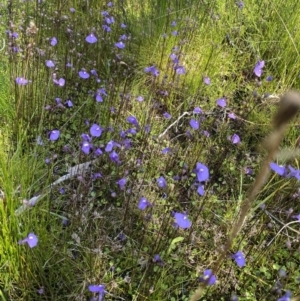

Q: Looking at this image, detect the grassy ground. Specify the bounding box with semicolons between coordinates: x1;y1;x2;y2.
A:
1;0;300;300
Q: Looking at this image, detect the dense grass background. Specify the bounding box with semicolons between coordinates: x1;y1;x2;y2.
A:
1;0;300;300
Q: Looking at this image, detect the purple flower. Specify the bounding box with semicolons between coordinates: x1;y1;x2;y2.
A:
292;214;300;221
46;60;55;68
117;177;127;190
195;162;209;182
50;37;57;46
49;130;60;141
253;60;265;77
115;41;125;49
138;197;151;210
204;76;211;85
163;112;171;119
16;77;28;85
121;23;127;28
277;291;292;301
201;269;216;285
153;254;164;265
145;65;159;77
136;96;144;102
231;134;240;144
228;112;236;119
127;116;139;127
157;176;167;188
175;65;186;75
81;141;92;154
270;162;286;176
217;97;226;107
232;250;245;267
190;119;199;130
109;151;119;163
105;140;114;152
53;78;65;87
90;124;102;137
193;107;202;114
86;33;97;43
197;185;205;196
266;75;273;82
171;21;177;26
174;212;191;229
162;147;172;154
79;70;90;79
236;1;244;9
65;99;73;107
18;232;38;248
89;284;106;300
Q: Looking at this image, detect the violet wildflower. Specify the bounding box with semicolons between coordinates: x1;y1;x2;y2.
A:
171;21;177;26
94;148;103;156
49;130;60;141
153;254;164;265
175;65;186;75
197;185;205;196
292;214;300;221
202;130;210;137
121;23;127;28
144;65;159;76
190;119;199;130
195;162;209;182
270;162;286;176
266;75;273;82
53;78;65;87
70;7;75;12
277;291;292;301
138;197;151;210
86;33;97;44
46;60;55;68
231;250;245;267
236;1;244;8
65;99;73;107
127;116;139;127
193;107;202;114
231;295;239;301
136;96;144;102
162;147;172;154
217;97;226;107
16;77;28;85
253;60;265;77
115;41;125;49
90;124;102;137
231;134;240;144
117;177;127;190
157;176;167;188
50;37;57;46
163;112;171;119
174;212;192;229
201;269;216;285
18;232;38;248
170;53;179;63
79;70;90;79
81;141;92;154
228;112;236;119
89;284;106;301
109;151;119;163
204;76;211;85
105;140;114;152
